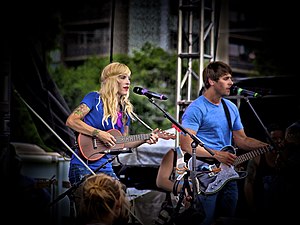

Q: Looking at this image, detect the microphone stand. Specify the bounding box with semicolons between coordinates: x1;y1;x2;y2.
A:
146;97;214;207
241;96;280;152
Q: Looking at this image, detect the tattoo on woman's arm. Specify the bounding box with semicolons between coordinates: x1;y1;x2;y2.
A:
73;104;89;116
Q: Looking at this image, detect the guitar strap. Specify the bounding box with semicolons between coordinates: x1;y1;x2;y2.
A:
221;99;234;145
132;112;153;131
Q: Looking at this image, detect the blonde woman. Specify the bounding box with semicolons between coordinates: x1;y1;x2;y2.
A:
66;62;159;217
67;61;158;183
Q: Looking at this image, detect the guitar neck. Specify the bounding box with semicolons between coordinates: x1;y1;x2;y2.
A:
234;146;272;166
115;133;151;144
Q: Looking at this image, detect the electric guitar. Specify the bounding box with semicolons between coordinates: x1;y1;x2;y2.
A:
78;128;176;161
188;145;273;195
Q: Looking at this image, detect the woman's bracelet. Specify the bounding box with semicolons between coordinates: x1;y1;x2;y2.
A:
92;129;100;137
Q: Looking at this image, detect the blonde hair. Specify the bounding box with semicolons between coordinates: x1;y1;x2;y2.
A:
79;173;130;224
99;62;135;127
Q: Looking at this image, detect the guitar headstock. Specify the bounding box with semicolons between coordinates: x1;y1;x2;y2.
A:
157;129;176;140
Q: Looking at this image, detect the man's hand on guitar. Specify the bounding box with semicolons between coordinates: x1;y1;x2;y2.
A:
214;150;237;166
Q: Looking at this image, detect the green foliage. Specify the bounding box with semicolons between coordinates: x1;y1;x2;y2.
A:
50;57;109;110
129;42;178;133
49;43;178;134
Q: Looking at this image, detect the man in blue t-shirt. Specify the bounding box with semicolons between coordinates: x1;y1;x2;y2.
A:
180;61;270;225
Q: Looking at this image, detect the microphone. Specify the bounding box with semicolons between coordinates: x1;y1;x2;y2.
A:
133;86;168;100
231;85;263;98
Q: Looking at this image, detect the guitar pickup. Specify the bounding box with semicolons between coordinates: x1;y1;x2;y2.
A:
208;164;218;177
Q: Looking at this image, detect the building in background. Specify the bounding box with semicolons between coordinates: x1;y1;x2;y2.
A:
59;0;261;76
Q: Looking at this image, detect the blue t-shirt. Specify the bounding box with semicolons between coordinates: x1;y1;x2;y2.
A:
181;96;243;150
70;91;130;172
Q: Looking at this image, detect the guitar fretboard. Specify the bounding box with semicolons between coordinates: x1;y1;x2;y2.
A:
116;134;151;143
234;146;273;166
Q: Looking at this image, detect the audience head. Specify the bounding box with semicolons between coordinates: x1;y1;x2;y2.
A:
268;123;285;150
78;173;130;225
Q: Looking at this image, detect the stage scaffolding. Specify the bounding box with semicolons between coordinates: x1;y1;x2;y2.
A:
175;0;221;146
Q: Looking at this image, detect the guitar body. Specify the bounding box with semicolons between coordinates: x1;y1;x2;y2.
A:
78;129;126;161
188;145;247;195
78;128;176;161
